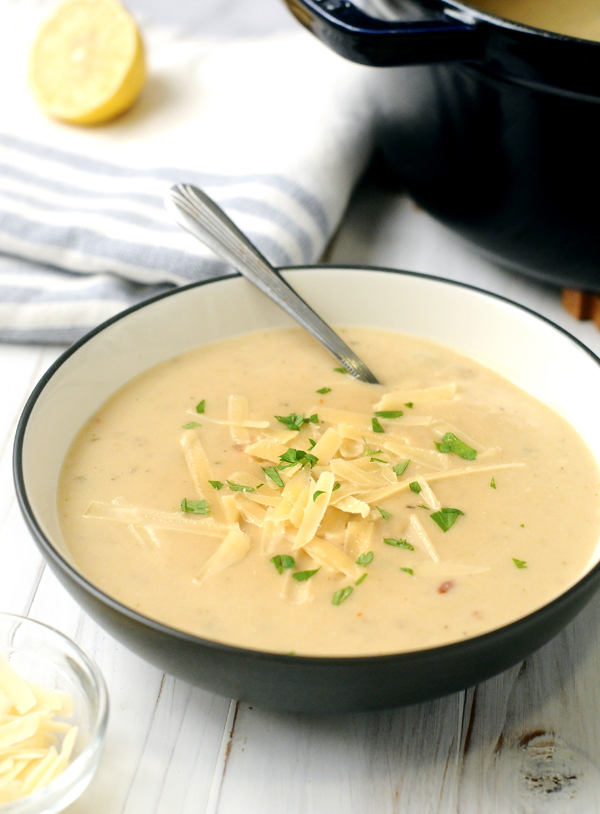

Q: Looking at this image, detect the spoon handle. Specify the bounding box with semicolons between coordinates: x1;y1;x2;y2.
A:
166;184;380;385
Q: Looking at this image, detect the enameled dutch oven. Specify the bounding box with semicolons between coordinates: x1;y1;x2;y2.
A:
283;0;600;292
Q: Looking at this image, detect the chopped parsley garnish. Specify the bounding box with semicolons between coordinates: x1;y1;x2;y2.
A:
278;448;318;469
430;507;464;531
513;558;527;569
375;410;403;419
371;417;385;434
370;457;387;464
182;421;201;429
362;440;382;457
384;538;414;550
334;367;349;374
490;478;496;489
434;432;477;460
332;482;341;491
393;460;410;476
376;506;391;520
355;573;368;585
404;402;413;408
208;480;224;490
226;480;255;492
262;466;284;488
332;586;353;605
400;567;414;575
316;387;331;394
195;399;206;414
356;551;373;565
308;438;317;449
271;554;295;574
180;498;210;515
313;490;325;502
409;481;422;493
292;568;320;582
275;412;313;431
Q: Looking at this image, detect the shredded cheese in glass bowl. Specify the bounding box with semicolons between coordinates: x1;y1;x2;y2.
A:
0;614;108;813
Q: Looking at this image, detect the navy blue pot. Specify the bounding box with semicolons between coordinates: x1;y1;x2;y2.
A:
284;0;600;291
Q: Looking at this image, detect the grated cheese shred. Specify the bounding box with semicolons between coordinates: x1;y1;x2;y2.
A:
0;653;77;804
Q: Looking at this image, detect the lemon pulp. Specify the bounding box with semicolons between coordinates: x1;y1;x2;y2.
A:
29;0;146;125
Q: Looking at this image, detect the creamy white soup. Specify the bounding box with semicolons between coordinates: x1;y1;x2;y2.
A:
58;327;600;657
466;0;600;41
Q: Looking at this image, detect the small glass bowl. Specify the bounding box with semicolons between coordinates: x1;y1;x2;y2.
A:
0;613;108;814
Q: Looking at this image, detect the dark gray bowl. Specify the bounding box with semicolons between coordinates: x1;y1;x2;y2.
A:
14;267;600;712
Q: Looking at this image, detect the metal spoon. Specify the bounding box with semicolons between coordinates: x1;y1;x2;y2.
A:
165;183;380;385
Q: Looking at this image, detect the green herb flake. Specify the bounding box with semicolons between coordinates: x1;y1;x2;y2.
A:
332;482;341;491
309;413;319;424
180;498;210;515
393;460;410;476
332;586;353;605
226;480;255;492
313;490;325;502
362;440;382;457
513;558;527;569
182;421;201;429
376;506;391;520
434;432;477;460
371;417;385;434
384;538;414;550
316;387;332;394
356;551;373;565
430;507;464;532
409;481;422;494
275;412;310;431
262;466;284;488
490;477;497;489
308;438;317;449
355;573;368;585
271;554;296;574
370;457;387;464
292;568;320;582
400;567;414;575
195;399;206;414
375;410;403;419
334;367;349;374
278;448;318;469
404;402;413;408
208;480;224;490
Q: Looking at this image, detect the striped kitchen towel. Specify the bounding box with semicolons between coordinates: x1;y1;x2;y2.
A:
0;4;376;343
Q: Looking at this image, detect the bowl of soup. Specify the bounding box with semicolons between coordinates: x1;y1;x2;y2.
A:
283;0;600;292
13;267;600;712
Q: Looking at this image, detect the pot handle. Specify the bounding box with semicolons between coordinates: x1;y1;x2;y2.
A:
284;0;485;66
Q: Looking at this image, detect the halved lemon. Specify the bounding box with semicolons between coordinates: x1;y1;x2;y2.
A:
29;0;146;126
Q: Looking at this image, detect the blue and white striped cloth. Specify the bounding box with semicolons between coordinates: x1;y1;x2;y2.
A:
0;9;376;343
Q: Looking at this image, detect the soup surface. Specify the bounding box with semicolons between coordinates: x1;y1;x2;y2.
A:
58;327;600;657
466;0;600;41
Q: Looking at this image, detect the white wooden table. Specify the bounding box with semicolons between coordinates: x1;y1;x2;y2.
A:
3;179;600;814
